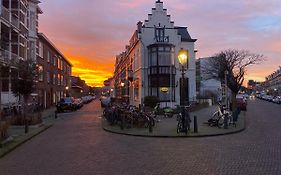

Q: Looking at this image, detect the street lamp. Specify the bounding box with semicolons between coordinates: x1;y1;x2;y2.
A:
224;70;229;109
177;48;188;133
178;48;188;105
65;86;69;97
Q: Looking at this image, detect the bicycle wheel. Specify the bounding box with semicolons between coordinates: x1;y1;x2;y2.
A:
177;122;182;133
217;116;224;128
217;115;230;128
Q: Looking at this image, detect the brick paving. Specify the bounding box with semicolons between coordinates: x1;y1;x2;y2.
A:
0;99;281;175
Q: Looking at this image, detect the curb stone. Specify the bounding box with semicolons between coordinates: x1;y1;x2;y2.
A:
102;112;246;138
0;124;53;158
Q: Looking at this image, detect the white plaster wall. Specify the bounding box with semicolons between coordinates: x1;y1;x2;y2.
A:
126;1;197;107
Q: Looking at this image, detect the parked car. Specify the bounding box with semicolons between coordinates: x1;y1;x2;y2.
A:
81;96;94;104
243;94;249;99
73;98;84;109
56;97;76;112
272;96;281;104
236;97;247;111
100;95;111;108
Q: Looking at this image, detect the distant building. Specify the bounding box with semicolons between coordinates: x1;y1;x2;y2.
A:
247;80;260;92
71;76;90;98
258;66;281;95
114;0;197;107
37;33;72;109
196;57;221;100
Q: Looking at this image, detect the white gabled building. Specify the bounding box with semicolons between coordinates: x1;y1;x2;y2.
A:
114;0;197;107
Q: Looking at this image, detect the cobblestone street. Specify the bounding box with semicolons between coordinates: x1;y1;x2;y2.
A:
0;99;281;175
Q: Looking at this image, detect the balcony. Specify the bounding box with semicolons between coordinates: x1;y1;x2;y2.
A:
154;36;169;43
11;14;19;28
0;49;20;67
1;5;10;22
148;66;176;75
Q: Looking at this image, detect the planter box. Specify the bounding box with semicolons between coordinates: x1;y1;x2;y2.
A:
10;113;42;126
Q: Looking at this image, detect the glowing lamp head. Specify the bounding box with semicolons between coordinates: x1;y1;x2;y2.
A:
178;48;188;65
65;86;69;90
121;82;125;87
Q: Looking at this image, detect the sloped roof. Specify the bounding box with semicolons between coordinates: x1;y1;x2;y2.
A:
175;27;197;42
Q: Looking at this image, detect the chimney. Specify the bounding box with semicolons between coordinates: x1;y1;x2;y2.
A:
137;21;143;33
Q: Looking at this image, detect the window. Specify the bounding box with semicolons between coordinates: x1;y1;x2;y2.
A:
53;74;56;85
39;42;43;58
47;51;50;62
151;52;157;66
134;79;140;101
54;56;57;67
158;52;171;66
2;80;9;92
58;74;61;86
38;65;43;81
47;72;50;83
61;75;64;86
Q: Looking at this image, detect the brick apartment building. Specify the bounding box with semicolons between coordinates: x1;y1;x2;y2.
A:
37;33;72;109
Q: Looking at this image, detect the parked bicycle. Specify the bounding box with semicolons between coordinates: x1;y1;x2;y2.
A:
207;103;236;128
176;105;191;134
103;104;155;129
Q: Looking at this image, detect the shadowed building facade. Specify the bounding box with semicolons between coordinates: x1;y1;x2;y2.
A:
37;33;72;109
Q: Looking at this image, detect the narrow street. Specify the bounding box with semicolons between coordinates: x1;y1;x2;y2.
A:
0;99;281;175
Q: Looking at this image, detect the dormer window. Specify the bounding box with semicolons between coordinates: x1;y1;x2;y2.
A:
154;27;169;43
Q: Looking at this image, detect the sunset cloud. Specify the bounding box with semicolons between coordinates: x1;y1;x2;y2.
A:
39;0;281;87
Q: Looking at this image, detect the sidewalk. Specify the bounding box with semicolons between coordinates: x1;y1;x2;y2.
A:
102;105;246;137
0;107;57;158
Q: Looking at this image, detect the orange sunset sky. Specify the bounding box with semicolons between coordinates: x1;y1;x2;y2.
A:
39;0;281;87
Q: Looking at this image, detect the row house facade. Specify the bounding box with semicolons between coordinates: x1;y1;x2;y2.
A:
0;0;41;108
114;0;197;107
37;33;72;109
258;66;281;96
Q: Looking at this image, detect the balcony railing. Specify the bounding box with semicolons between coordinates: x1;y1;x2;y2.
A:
0;49;20;66
154;36;169;43
11;15;19;28
1;6;10;22
148;66;176;75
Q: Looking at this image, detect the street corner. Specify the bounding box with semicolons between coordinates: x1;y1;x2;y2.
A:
101;110;246;138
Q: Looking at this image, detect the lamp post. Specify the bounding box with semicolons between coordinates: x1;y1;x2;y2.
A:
178;48;188;133
65;86;69;97
120;82;125;102
224;70;229;110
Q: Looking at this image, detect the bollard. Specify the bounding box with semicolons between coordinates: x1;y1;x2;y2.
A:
120;113;124;130
149;118;153;133
194;115;198;133
55;110;58;119
224;115;228;129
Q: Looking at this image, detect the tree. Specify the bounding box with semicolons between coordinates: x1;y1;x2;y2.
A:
11;59;38;133
203;49;265;112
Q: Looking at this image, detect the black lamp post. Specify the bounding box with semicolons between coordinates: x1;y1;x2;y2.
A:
65;86;69;97
178;48;188;133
